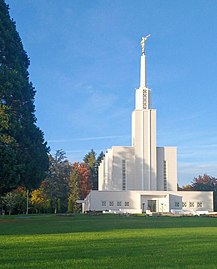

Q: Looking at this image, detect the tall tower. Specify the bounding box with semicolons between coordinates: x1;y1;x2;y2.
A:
132;35;157;190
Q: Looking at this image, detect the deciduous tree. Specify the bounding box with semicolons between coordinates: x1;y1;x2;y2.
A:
68;162;91;213
78;163;91;199
44;150;70;213
1;187;26;214
31;187;48;213
68;164;80;213
191;174;217;191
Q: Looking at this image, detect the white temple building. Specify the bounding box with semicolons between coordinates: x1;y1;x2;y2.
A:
84;36;213;214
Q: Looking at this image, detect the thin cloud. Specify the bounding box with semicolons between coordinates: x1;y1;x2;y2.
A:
48;135;130;143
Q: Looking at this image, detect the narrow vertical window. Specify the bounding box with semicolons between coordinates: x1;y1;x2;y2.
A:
122;160;126;190
163;160;167;191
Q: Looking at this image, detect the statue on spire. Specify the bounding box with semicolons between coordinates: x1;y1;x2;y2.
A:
141;34;151;55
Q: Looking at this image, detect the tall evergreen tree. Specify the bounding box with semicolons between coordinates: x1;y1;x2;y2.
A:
83;149;96;189
83;150;104;190
0;1;49;193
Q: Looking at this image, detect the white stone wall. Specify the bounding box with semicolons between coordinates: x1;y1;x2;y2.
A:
85;191;142;214
111;146;135;191
150;110;157;190
103;149;112;190
156;147;164;190
98;146;135;191
178;191;213;212
85;190;213;213
165;147;177;191
133;109;157;191
169;193;182;211
98;159;104;191
157;147;177;191
140;54;146;88
98;149;113;190
135;88;143;110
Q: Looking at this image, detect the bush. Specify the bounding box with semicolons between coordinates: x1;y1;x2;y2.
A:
2;188;26;215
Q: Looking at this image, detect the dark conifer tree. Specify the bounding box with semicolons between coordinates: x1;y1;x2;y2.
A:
0;0;49;193
83;150;104;190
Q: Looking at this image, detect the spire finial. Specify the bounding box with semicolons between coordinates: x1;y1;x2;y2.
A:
140;34;151;55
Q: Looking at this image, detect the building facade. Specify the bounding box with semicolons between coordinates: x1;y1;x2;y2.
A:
84;37;213;214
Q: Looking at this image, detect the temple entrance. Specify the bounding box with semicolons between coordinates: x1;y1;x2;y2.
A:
142;203;146;213
148;200;156;212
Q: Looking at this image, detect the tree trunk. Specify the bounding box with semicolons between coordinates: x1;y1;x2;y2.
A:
26;189;29;214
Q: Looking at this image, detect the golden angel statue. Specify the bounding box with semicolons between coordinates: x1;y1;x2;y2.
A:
141;34;151;54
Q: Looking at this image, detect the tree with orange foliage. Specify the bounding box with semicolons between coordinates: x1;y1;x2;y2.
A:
78;163;91;199
191;174;216;191
69;162;91;211
71;162;91;199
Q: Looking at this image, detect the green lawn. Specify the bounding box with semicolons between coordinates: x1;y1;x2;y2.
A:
0;214;217;269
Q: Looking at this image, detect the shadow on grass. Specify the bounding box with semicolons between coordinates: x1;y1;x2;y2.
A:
0;214;217;235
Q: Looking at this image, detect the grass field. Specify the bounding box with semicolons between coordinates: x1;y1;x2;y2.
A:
1;214;217;269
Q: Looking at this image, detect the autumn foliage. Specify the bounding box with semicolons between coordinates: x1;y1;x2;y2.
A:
71;162;91;199
31;188;48;213
1;149;103;214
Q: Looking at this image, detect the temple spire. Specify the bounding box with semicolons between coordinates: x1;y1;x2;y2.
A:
140;54;146;87
136;35;152;110
140;34;151;87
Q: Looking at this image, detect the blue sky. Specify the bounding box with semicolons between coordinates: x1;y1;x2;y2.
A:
6;0;217;186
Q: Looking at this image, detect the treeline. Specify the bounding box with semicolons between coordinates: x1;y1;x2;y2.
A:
1;149;104;215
